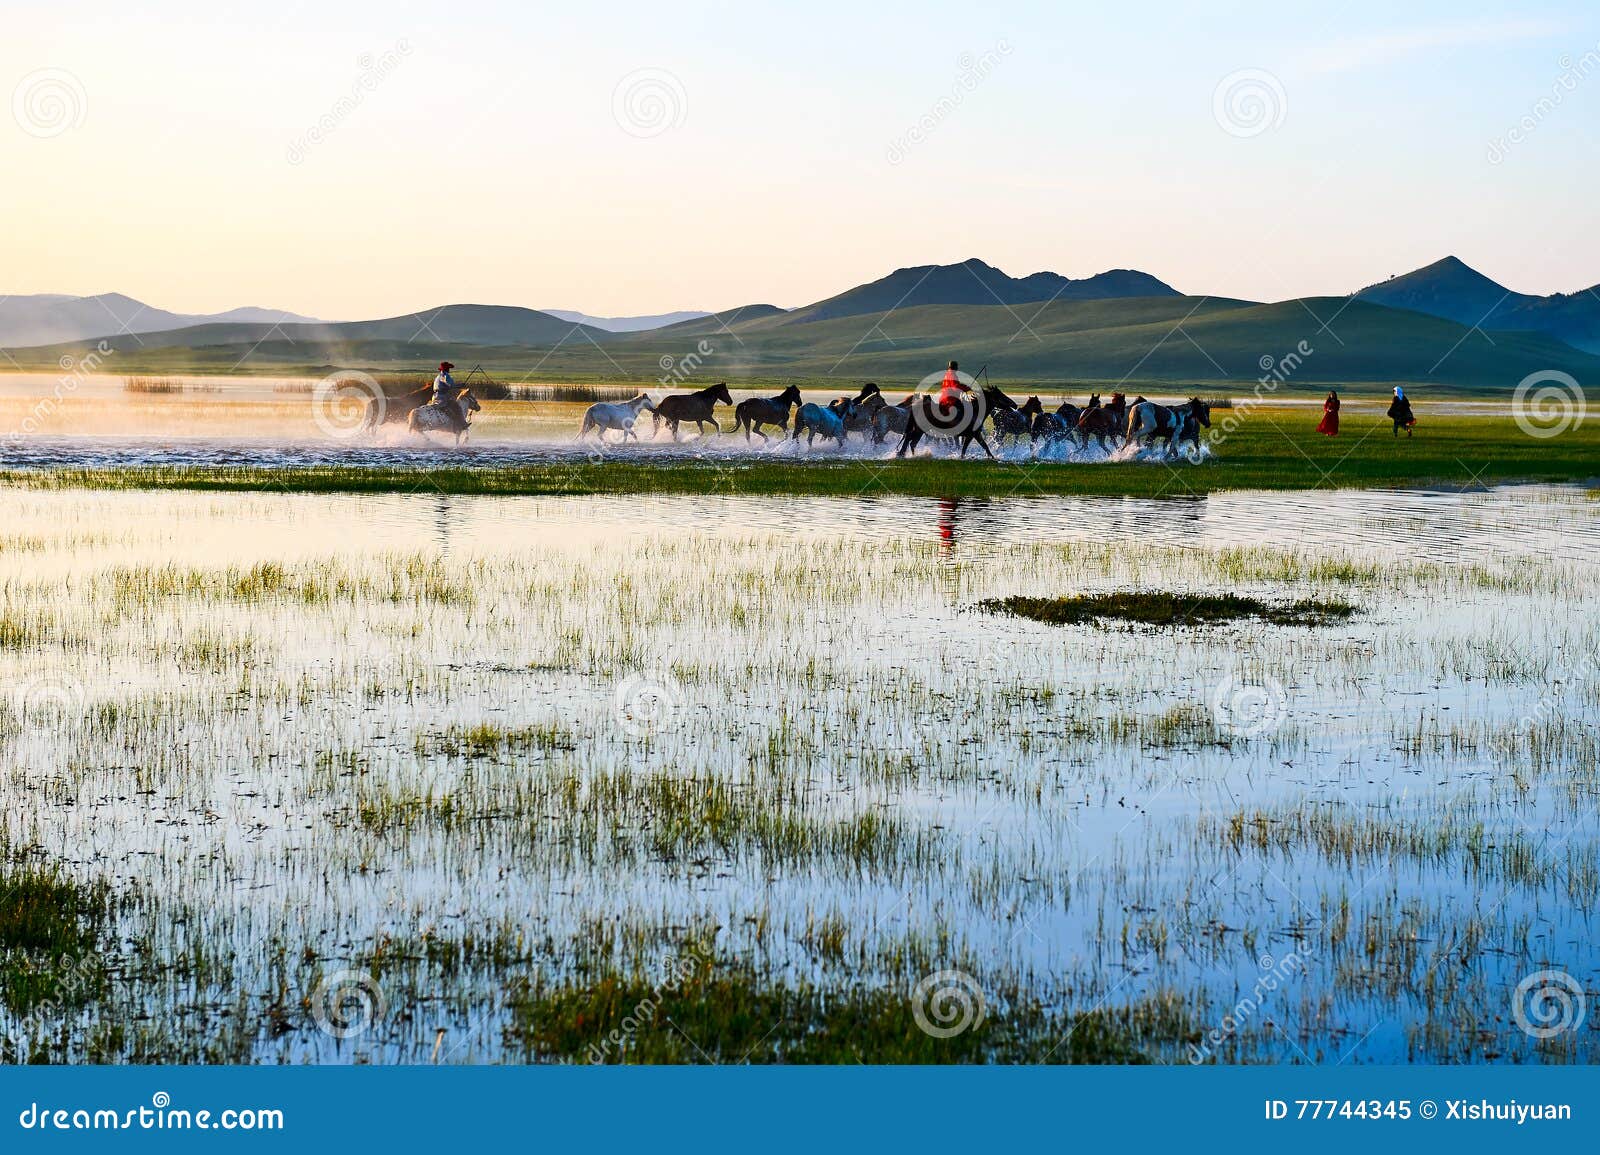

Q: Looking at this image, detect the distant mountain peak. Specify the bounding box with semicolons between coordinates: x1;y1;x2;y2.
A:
783;258;1179;324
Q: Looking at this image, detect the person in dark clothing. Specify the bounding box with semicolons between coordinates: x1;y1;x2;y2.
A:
1386;386;1415;437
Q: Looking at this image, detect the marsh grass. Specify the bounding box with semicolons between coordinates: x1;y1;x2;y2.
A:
0;861;109;1013
505;962;1185;1063
978;592;1358;628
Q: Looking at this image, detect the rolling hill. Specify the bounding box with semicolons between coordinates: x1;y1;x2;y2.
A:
9;257;1599;391
781;258;1179;324
1358;256;1600;353
0;292;322;347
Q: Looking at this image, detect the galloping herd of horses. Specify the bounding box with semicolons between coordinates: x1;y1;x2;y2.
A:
365;377;1213;459
577;381;1213;459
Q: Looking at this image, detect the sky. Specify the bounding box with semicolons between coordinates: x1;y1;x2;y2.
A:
3;0;1598;319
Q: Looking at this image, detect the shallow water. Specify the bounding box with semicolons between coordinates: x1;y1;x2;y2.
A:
1;483;1596;1063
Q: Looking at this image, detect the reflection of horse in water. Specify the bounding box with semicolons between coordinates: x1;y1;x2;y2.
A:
408;389;481;446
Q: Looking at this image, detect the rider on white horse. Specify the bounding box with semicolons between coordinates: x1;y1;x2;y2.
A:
432;361;457;405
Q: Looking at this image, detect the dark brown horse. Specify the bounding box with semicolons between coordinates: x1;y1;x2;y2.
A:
360;382;433;436
1076;392;1130;450
653;381;734;440
895;384;1020;459
733;384;802;443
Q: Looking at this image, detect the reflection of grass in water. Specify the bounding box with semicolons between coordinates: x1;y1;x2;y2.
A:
1;487;1596;1062
506;962;1186;1064
978;591;1357;628
0;860;108;1015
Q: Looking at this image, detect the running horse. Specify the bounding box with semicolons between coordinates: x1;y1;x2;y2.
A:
578;393;656;442
828;382;885;441
991;396;1043;446
895;384;1021;459
360;381;433;436
652;381;734;440
1076;392;1130;451
1125;397;1211;457
407;388;482;446
732;384;802;443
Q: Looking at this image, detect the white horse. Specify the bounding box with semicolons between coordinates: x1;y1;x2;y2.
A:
793;399;855;448
578;394;656;442
408;389;481;446
1125;397;1210;458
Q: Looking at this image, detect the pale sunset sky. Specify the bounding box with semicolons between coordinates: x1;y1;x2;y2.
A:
3;0;1597;318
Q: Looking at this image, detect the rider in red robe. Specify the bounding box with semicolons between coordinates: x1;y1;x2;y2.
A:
937;360;970;412
1316;389;1340;436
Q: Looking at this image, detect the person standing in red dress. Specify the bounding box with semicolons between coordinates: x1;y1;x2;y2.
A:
1316;389;1340;436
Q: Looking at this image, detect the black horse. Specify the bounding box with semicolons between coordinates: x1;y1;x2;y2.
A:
653;381;734;440
991;396;1042;446
895;384;1020;459
732;384;802;443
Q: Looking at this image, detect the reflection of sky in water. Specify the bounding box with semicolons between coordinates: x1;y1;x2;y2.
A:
0;483;1596;1063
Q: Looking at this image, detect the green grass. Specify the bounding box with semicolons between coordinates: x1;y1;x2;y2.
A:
0;862;109;1014
979;592;1359;628
2;414;1592;498
505;964;1186;1063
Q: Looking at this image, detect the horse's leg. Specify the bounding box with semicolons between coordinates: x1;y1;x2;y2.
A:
971;429;996;460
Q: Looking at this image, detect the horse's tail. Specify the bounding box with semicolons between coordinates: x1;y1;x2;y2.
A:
578;411;595;439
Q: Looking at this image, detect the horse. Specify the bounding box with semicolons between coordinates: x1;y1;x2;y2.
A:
1076;392;1130;451
871;395;916;445
794;399;855;448
829;384;886;441
1030;401;1081;450
732;384;802;443
1126;397;1211;457
991;396;1043;446
578;393;656;442
652;381;733;440
895;384;1020;459
407;389;481;446
360;382;433;436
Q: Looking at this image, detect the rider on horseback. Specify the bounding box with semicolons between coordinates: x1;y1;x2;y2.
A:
432;361;457;406
937;360;970;414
